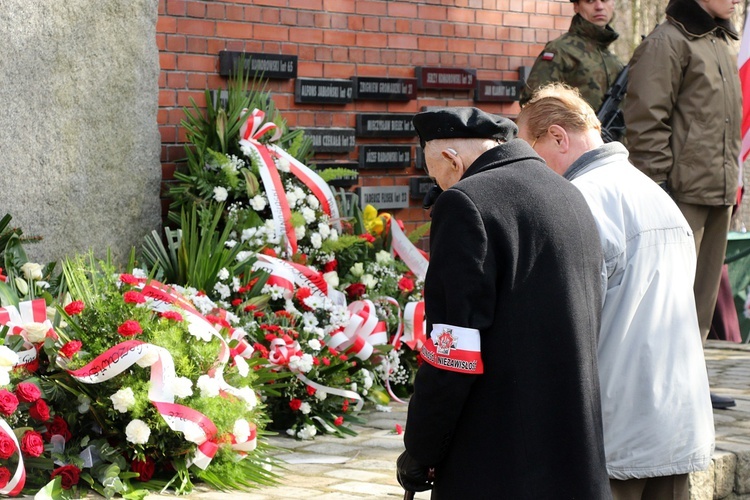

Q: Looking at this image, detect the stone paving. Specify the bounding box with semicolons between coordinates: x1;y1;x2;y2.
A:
156;340;750;499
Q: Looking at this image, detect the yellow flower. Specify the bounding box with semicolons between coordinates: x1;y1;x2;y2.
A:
363;204;390;235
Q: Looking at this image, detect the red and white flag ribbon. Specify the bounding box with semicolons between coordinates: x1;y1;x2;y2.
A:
402;301;426;350
0;419;24;496
390;221;428;281
420;323;483;375
326;300;388;361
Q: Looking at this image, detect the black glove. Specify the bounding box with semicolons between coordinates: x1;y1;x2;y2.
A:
396;450;434;492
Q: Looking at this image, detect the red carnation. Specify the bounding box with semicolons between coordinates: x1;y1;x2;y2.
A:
15;382;41;403
345;283;366;301
44;415;71;442
253;342;269;358
231;298;243;307
0;430;15;459
398;276;415;294
21;430;44;457
334;416;344;426
359;233;375;243
0;390;18;416
323;260;338;273
244;304;257;313
63;300;85;316
295;287;313;311
0;467;10;488
131;456;156;482
118;320;143;337
289;398;302;411
59;340;83;358
50;464;81;490
395;424;403;435
306;385;316;396
123;290;146;304
29;398;50;422
342;399;350;412
160;311;183;322
119;273;139;285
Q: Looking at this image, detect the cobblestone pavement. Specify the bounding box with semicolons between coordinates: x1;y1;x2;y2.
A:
159;340;750;499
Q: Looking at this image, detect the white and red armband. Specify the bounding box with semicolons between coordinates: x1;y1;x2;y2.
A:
420;323;483;375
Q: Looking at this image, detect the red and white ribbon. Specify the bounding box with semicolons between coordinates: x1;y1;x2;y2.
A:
402;301;427;350
390;220;429;281
420;323;484;375
295;372;364;412
255;254;329;300
0;419;25;496
0;299;58;370
326;300;388;361
267;336;302;368
252;255;295;299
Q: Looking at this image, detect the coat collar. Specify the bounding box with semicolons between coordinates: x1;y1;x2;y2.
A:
569;14;619;47
666;0;739;40
563;142;629;181
460;139;545;181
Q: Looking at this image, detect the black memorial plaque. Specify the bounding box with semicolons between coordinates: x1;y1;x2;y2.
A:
409;176;436;200
416;67;476;90
219;51;297;79
295;78;353;104
351;77;417;101
474;80;522;102
518;65;533;83
301;128;356;153
358;145;412;169
415;147;425;171
356;114;416;138
357;186;410;210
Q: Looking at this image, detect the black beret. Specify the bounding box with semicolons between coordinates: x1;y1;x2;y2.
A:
413;107;517;148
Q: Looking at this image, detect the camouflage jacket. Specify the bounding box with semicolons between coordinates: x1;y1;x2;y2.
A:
520;15;623;111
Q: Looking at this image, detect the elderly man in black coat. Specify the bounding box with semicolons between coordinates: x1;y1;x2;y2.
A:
397;107;611;499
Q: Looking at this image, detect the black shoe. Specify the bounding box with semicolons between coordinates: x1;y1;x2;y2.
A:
711;393;736;410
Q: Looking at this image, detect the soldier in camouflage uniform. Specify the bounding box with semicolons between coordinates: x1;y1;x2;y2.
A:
520;0;623;112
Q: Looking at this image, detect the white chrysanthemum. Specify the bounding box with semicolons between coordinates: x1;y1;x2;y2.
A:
288;353;313;373
297;424;317;440
218;268;230;281
277;157;291;172
294;225;306;240
310;233;322;249
323;271;339;288
300;402;311;415
376;250;392;264
304;295;327;310
293;187;305;199
286;191;298;207
306;195;320;209
302;313;320;333
262;284;288;301
350;263;364;277
126;419;151;444
301;207;316;224
238;386;257;410
329;229;339;241
234;355;249;377
308;338;322;351
361;273;378;289
234;419;251;443
213;282;231;299
136;349;159;368
318;223;330;239
172;376;194;398
23;322;49;343
213;186;228;202
197;375;221;397
250;195;267;211
315;390;327;401
111;388;136;413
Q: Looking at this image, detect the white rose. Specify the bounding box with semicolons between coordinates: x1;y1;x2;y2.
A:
125;419;151;445
361;274;378;289
315;390;327;401
308;338;322;351
323;271;339;288
136;349;159;368
213;186;228;202
350;263;364;277
300;402;311;415
197;374;221;397
23;322;49;343
110;387;136;413
0;371;9;387
234;419;251;443
250;195;267;211
172;376;194;398
376;250;392;264
0;347;18;370
20;262;43;281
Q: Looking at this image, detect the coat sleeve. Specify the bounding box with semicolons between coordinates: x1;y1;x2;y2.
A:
404;189;498;467
520;43;569;106
623;35;682;183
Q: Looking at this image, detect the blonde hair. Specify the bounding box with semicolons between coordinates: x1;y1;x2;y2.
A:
516;83;601;140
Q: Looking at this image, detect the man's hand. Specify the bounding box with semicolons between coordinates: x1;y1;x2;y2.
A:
396;451;434;492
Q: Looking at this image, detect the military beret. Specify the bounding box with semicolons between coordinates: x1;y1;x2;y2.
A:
413;107;517;148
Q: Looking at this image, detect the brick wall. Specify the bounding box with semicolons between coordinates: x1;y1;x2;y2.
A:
157;0;574;234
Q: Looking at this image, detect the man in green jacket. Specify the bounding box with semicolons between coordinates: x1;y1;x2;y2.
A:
624;0;741;410
520;0;623;111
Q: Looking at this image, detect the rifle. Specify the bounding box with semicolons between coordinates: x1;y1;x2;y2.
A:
597;65;628;143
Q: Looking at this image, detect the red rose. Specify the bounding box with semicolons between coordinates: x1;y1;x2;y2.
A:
289;398;302;411
131;456;156;482
398;276;415;294
295;287;313;311
119;273;139;285
334;416;344;426
160;311;183;322
15;382;41;403
23;358;39;373
63;300;85;315
0;390;18;416
0;467;10;488
29;398;50;422
359;233;375;243
59;340;82;358
0;430;16;459
44;415;71;442
323;260;338;273
21;430;44;457
123;291;146;304
50;464;81;489
117;320;142;337
345;283;366;301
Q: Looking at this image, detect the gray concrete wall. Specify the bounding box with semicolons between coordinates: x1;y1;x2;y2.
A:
0;0;161;264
